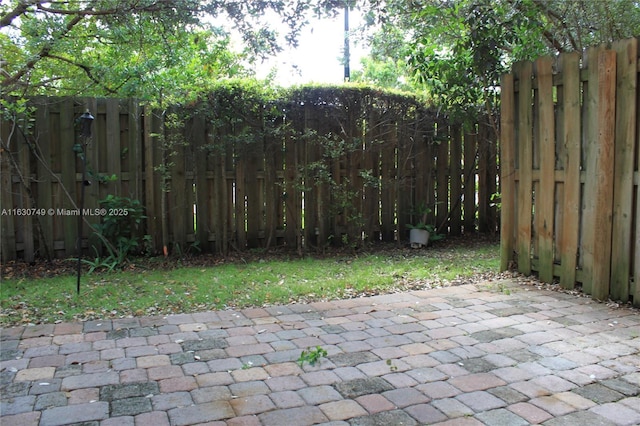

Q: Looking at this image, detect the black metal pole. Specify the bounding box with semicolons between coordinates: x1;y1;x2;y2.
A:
76;110;93;294
76;140;86;294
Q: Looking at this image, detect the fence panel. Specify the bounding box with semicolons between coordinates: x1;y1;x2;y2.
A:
1;90;498;262
500;38;639;306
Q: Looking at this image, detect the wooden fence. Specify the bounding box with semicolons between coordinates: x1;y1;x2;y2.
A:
1;88;498;261
500;37;639;305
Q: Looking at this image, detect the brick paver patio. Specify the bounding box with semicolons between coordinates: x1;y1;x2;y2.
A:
1;280;639;425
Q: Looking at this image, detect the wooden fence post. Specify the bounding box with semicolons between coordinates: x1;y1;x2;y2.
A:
535;56;556;283
515;62;534;275
610;38;638;302
500;73;515;271
558;52;581;289
590;50;617;301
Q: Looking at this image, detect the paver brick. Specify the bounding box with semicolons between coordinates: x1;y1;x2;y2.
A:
448;373;507;392
111;396;153;416
269;390;306;409
0;411;41;426
151;391;193;410
348;409;418;426
39;401;109;426
455;390;506;412
259;406;328;425
15;366;55;381
383;388;430;408
230;394;276;415
1;394;36;415
159;376;197;393
229;380;270;397
507;402;553;424
320;400;368;421
529;395;577;416
61;371;119;390
168;401;235;425
264;375;307;392
431;397;475;418
135;411;171;426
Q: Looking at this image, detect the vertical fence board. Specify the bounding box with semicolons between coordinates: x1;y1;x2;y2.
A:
591;51;617;300
284;130;300;248
192;115;209;251
478;123;490;233
143;105;158;252
381;121;397;241
363;113;380;242
464;130;477;233
559;52;582;289
536;56;556;283
515;61;534;275
581;46;604;294
18;119;34;262
171;124;187;252
436;130;449;231
610;38;637;301
0;119;16;259
60;98;77;256
450;124;462;236
245;132;263;247
35;99;53;259
500;73;516;271
82;97;101;253
106;99;121;197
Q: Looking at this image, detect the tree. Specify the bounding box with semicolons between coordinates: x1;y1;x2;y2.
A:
357;0;640;120
0;0;344;98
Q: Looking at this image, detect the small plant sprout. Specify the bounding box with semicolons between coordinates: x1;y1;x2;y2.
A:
297;346;328;367
386;359;398;372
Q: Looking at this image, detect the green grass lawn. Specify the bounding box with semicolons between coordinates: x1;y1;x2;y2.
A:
1;240;500;327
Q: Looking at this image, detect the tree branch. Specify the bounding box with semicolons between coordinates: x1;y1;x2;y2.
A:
1;14;83;89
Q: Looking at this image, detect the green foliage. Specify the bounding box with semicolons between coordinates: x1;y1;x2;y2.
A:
0;1;345;98
406;203;444;242
359;0;640;122
298;346;328;367
89;195;147;271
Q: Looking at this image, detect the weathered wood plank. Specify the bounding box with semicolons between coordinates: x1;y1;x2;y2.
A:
591;50;617;301
284;125;301;248
81;98;101;254
143;104;158;252
192;114;209;251
0;107;17;260
449;124;462;236
60;98;77;256
500;73;516;271
515;61;534;275
381;120;397;242
170;114;187;252
106;98;121;197
477;123;489;233
35;99;53;259
17;113;34;262
581;46;605;295
363;112;380;242
610;38;637;301
535;56;556;283
463;129;477;233
436;128;449;232
558;52;582;289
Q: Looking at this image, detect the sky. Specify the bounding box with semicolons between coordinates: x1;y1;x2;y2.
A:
254;9;367;86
